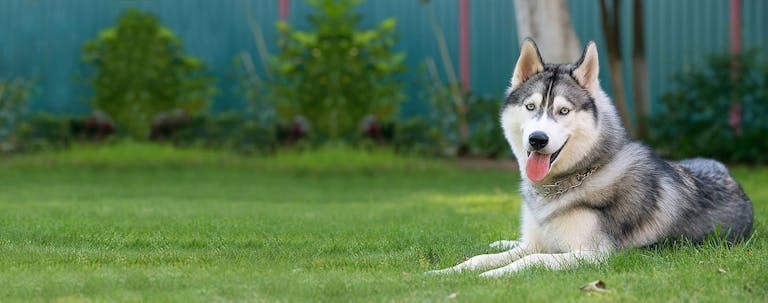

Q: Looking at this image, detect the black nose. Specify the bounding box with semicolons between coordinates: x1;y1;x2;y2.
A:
528;131;549;150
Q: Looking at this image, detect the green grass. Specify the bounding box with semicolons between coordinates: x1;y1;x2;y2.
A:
0;143;766;302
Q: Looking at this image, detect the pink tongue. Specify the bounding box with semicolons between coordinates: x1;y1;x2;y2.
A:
525;153;551;182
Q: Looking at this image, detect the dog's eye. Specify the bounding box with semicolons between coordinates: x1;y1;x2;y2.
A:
525;104;535;111
559;108;570;115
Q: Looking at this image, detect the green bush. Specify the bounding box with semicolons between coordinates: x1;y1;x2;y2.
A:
233;53;276;129
418;78;458;156
15;112;121;153
271;0;405;141
465;93;508;158
649;50;768;164
415;66;508;158
82;8;215;139
70;111;117;141
15;114;71;152
0;78;34;151
170;112;277;155
393;117;442;156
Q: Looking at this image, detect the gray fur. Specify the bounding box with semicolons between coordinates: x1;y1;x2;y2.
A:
428;39;753;277
509;43;753;249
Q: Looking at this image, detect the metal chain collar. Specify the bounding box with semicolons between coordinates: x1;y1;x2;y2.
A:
534;166;601;198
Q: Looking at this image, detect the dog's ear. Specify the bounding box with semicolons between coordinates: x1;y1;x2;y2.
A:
510;38;544;90
572;41;600;93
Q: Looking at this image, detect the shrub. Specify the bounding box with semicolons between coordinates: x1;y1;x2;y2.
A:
271;0;405;141
149;109;190;141
15;112;121;152
393;117;442;156
415;65;508;158
15;114;71;151
276;115;312;147
359;114;394;146
82;8;215;139
169;112;277;155
465;93;508;158
0;78;34;151
71;111;116;141
649;50;768;164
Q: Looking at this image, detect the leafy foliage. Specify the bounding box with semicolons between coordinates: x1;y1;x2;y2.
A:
14;112;121;153
394;90;507;158
233;52;276;128
413;65;509;158
649;50;768;164
465;93;508;158
393;117;442;156
270;0;405;140
15;114;71;151
70;111;116;141
82;8;215;139
0;78;34;150
168;112;277;155
418;79;459;156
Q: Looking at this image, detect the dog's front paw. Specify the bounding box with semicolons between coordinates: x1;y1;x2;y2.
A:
479;264;520;278
478;268;509;278
489;240;520;250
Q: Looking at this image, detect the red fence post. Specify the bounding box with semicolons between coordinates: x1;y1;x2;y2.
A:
279;0;290;21
730;0;741;55
729;0;742;135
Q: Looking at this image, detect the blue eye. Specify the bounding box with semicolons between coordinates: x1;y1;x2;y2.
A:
525;104;535;111
559;108;570;115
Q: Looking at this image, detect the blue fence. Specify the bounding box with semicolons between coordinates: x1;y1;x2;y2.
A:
0;0;766;118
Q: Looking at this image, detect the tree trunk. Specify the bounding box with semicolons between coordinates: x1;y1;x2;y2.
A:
513;0;581;63
599;0;633;136
631;0;649;139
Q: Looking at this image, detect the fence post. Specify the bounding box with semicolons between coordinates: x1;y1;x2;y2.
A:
279;0;290;21
729;0;742;135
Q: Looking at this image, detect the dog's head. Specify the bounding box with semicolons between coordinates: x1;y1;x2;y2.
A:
501;39;607;183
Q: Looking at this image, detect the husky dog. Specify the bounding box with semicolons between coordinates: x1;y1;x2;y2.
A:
429;39;753;278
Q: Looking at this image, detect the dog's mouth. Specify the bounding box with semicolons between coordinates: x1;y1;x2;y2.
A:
525;139;568;182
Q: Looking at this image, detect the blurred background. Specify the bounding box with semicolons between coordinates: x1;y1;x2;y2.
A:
3;2;768;301
1;0;766;163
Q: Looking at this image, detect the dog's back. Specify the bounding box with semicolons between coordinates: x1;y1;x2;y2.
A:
669;158;753;242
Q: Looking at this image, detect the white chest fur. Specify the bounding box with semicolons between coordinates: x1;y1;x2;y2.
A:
521;202;609;253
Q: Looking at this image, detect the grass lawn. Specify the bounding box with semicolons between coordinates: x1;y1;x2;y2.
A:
0;143;766;302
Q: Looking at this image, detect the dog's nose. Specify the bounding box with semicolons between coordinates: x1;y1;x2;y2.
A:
528;131;549;150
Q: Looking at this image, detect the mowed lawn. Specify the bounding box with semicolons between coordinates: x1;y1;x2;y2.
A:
0;144;766;302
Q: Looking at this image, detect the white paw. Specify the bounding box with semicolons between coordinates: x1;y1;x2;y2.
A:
479;266;515;278
479;269;502;278
479;262;524;277
489;240;520;250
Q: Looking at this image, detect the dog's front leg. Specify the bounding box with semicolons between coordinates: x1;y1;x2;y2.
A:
478;249;607;277
426;243;531;274
488;240;521;250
